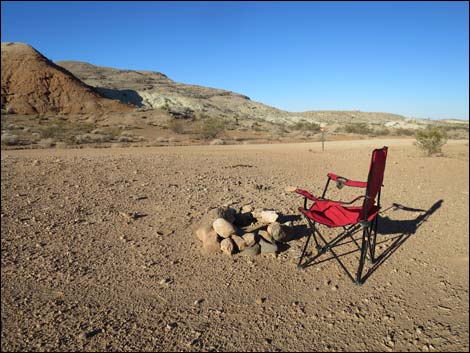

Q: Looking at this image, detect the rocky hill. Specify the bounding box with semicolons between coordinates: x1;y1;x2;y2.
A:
1;43;131;115
57;60;291;122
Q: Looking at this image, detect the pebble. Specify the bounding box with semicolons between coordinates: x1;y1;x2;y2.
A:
256;297;266;305
165;323;177;331
193;299;204;305
160;278;172;286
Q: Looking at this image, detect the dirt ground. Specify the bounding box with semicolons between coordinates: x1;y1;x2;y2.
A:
1;139;468;352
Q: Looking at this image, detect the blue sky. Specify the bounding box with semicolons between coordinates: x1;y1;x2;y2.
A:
1;1;469;120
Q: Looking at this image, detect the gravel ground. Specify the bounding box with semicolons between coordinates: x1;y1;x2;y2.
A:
1;139;468;352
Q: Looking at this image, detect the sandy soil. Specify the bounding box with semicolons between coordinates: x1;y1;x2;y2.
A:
1;139;469;351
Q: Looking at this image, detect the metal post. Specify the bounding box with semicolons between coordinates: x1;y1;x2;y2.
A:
321;128;325;151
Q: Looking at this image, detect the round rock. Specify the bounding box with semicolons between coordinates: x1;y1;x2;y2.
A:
213;218;236;238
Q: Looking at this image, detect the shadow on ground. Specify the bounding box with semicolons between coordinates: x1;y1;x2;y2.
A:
286;199;444;284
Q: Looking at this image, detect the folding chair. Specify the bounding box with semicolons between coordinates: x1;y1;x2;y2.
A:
295;146;388;285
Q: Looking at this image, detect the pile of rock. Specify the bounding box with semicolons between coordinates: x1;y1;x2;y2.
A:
195;206;295;256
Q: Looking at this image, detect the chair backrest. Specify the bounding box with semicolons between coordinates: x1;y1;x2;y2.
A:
360;146;388;220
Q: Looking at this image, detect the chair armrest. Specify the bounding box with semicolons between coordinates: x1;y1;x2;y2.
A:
295;189;320;201
327;173;367;188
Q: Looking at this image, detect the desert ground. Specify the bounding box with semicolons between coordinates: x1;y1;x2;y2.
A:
1;138;469;352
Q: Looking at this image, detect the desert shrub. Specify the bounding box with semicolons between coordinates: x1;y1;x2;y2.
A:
55;141;68;149
394;128;415;136
343;123;372;135
251;121;264;132
167;119;185;134
118;135;135;142
6;123;21;130
39;138;55;148
291;121;321;132
374;127;390;136
1;133;20;145
199;117;225;139
39;124;64;138
415;126;448;156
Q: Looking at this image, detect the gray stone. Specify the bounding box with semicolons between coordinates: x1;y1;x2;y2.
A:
259;238;278;254
268;222;292;242
241;243;261;256
267;222;282;239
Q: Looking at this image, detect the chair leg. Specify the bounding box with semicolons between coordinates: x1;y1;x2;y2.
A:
368;216;379;263
355;225;370;285
298;219;322;268
297;232;312;269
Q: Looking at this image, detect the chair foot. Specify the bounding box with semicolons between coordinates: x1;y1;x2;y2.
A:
354;279;363;286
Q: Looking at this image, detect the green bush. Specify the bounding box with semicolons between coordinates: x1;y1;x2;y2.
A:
415;126;448;156
199;117;225;139
1;133;20;146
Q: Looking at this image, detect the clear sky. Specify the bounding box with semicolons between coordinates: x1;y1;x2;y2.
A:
1;1;469;120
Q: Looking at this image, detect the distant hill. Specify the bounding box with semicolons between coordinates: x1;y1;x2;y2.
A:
57;60;290;122
3;42;462;128
1;42;131;115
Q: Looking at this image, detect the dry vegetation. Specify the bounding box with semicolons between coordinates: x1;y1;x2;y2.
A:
1;112;468;152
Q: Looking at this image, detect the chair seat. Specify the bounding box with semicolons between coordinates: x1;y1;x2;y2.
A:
300;200;379;228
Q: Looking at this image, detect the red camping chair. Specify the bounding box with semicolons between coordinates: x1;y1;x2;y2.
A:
296;146;388;285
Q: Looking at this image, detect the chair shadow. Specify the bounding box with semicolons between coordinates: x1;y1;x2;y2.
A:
299;199;444;284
